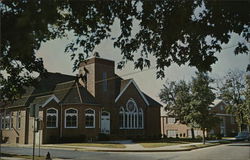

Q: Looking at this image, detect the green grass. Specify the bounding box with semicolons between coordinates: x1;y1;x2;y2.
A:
139;141;191;148
57;143;126;148
222;137;235;139
1;153;45;160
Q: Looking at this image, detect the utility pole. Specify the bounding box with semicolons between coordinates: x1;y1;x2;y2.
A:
32;117;36;160
30;104;39;160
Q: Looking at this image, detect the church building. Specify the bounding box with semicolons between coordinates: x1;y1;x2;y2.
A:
0;55;161;144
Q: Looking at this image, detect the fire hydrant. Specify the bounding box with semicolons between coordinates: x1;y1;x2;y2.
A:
46;152;52;160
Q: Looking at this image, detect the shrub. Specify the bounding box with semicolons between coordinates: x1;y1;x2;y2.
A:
98;133;110;141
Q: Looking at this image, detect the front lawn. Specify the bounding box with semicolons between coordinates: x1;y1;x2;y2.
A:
58;143;126;148
1;153;45;160
139;141;191;148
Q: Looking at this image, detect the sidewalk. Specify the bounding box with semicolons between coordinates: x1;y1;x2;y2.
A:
1;140;222;152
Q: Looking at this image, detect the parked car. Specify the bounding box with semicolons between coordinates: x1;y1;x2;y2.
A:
235;132;250;141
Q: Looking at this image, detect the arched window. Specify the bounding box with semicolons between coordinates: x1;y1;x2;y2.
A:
85;109;95;128
119;98;144;129
65;108;78;128
46;108;58;128
119;107;125;128
138;108;144;129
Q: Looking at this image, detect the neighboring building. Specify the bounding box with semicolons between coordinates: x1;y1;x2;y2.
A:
161;109;203;138
209;99;238;137
0;56;161;144
161;99;238;138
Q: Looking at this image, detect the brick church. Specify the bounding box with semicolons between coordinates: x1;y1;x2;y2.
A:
0;55;161;144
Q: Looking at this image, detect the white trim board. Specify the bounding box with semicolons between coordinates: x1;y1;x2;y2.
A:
41;95;60;108
115;79;149;106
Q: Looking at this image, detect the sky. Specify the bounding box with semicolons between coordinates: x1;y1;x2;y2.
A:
36;28;250;105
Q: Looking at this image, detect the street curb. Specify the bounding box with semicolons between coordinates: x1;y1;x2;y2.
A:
1;143;227;153
94;149;192;152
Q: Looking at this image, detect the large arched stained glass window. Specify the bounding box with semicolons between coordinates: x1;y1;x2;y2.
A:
119;98;144;129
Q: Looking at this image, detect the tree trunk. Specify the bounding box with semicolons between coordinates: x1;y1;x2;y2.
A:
238;123;242;133
191;128;195;139
202;129;206;144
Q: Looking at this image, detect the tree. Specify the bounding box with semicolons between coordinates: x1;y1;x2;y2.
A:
218;70;249;132
159;80;196;138
245;74;250;131
1;1;249;101
188;72;218;144
159;72;219;143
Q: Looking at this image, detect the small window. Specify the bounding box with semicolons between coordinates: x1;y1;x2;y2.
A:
65;108;78;128
220;105;224;111
119;107;125;128
5;113;10;129
10;112;14;129
85;109;95;128
46;108;58;128
167;118;175;124
16;111;21;129
167;130;177;138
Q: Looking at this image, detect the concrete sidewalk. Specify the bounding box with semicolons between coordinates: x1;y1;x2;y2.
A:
1;140;219;152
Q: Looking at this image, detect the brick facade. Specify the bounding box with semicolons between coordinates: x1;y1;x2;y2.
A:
0;56;161;144
161;100;238;138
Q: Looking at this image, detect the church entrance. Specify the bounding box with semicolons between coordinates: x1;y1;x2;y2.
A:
101;111;110;134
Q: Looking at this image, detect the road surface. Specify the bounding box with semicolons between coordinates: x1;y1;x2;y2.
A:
1;142;249;160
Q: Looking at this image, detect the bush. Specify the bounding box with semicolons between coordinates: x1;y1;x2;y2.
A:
98;133;110;141
60;134;86;143
196;135;202;139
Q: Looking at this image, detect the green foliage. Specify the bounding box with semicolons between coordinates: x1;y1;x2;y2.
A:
187;72;218;130
1;1;249;101
159;80;192;124
160;72;219;143
218;70;249;131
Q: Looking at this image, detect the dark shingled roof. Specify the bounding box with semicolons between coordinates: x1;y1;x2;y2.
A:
143;93;162;107
7;72;98;108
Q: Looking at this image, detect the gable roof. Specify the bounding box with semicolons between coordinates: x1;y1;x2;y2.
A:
210;99;226;108
115;79;149;106
6;72;98;109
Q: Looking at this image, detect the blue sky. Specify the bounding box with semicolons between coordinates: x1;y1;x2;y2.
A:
36;31;249;104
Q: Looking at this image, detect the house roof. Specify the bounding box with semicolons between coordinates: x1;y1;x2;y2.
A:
210;99;225;108
5;72;99;109
3;71;161;109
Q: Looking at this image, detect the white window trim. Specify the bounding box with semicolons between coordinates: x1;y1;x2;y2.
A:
41;95;60;108
65;108;78;128
119;99;144;130
85;108;95;128
4;113;11;130
139;108;144;129
119;107;125;129
167;117;175;124
16;111;21;129
46;108;58;128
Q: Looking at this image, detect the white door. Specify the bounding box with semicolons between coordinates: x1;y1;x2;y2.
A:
101;111;110;134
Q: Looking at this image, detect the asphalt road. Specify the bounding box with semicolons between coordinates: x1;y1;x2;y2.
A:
1;142;250;160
